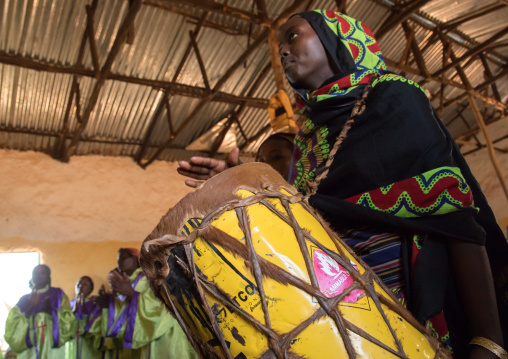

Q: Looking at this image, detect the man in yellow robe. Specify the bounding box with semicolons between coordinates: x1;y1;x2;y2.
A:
5;265;75;359
94;248;197;358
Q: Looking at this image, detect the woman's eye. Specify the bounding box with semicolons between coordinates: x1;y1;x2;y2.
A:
289;33;297;42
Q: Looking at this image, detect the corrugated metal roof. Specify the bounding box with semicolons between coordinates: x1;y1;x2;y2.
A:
0;0;506;163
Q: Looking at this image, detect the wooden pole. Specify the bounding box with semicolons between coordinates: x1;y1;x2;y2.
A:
467;92;508;200
268;27;287;93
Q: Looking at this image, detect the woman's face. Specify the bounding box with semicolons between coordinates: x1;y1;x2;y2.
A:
75;277;93;297
279;16;335;90
32;265;48;289
257;138;293;180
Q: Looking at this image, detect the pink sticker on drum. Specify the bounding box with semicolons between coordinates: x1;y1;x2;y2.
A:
312;248;364;303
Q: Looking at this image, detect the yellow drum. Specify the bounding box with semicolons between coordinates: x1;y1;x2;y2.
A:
140;163;448;359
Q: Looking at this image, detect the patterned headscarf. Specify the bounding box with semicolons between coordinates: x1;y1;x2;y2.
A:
291;10;386;109
288;10;386;190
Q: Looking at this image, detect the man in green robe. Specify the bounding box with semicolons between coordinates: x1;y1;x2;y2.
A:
5;265;75;359
65;276;102;359
94;248;198;358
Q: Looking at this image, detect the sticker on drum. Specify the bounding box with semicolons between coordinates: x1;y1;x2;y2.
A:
312;247;365;303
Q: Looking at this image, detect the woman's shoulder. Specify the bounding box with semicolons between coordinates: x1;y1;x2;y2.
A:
371;73;428;96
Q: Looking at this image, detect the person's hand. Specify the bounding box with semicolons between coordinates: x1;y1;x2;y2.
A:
109;271;134;299
28;291;39;312
177;147;240;188
41;296;52;314
92;285;111;308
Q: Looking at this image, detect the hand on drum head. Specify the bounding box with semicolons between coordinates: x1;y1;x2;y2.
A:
177;147;240;188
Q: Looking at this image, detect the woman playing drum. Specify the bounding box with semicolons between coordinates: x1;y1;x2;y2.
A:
177;10;508;359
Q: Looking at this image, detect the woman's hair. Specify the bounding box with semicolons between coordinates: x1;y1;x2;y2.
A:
29;264;51;289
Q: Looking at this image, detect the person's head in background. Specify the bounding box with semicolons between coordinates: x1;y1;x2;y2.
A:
117;248;140;276
75;276;94;298
5;348;17;359
29;264;51;290
256;133;295;180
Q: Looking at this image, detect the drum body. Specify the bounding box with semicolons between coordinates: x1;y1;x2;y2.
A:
140;163;448;359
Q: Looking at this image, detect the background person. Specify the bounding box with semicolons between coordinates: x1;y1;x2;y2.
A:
4;264;75;359
94;248;198;359
65;276;101;359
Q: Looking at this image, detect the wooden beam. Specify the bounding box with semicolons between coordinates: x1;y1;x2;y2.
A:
446;44;508;200
85;5;100;77
376;0;432;40
271;0;308;30
0;126;188;149
189;30;211;90
398;26;415;66
463;133;508;156
53;0;98;160
335;0;347;14
479;53;502;102
141;29;269;167
467;92;508;200
63;0;143;161
432;26;508;78
209;115;235;157
268;27;287;93
442;66;508;109
440;3;504;31
144;2;253;36
158;0;263;25
401;21;431;79
135;91;170;163
135;12;209;165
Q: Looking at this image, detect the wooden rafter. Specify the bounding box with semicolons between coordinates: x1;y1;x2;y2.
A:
158;0;263;25
189;30;211;90
376;0;432;40
62;0;143;161
401;21;431;79
53;0;98;160
0;51;269;108
140;29;270;167
440;3;504;31
432;26;508;78
371;0;506;69
479;53;502;102
442;36;508;200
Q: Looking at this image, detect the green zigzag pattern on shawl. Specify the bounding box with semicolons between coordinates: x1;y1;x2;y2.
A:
351;166;477;218
372;74;427;95
292;120;330;190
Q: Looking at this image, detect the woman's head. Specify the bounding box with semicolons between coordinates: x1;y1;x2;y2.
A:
75;276;94;297
279;10;385;93
117;248;140;276
30;264;51;290
257;133;295;180
279;16;337;90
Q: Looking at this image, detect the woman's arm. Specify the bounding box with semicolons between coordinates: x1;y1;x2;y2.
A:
448;240;504;358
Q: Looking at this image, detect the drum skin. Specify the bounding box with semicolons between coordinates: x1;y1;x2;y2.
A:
140;163;449;359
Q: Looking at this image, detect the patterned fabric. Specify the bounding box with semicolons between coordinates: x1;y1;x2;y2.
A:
289;10;386;191
346;166;477;218
343;230;404;290
283;9;508;356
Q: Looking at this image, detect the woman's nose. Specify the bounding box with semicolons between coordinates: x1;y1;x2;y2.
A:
279;43;289;57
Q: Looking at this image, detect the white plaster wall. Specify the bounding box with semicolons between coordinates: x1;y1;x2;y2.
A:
0;150;193;243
